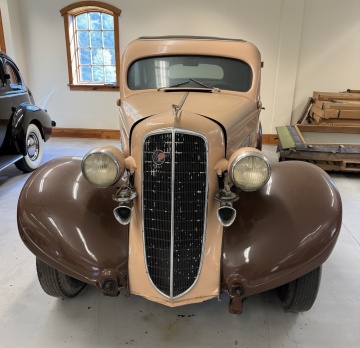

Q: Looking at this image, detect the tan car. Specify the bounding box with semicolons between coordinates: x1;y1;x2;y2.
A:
18;37;342;314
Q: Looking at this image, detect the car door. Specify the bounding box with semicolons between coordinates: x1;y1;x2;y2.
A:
0;57;13;149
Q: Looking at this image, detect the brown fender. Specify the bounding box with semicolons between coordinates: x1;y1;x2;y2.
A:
222;161;342;297
17;157;129;292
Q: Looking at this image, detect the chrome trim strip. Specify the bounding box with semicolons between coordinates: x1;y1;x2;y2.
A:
0;91;27;99
169;128;175;298
0;155;24;170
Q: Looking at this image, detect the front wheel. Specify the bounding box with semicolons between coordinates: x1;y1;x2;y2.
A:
36;258;86;298
277;266;322;312
15;124;44;172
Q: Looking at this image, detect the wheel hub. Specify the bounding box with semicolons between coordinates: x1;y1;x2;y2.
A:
27;132;40;161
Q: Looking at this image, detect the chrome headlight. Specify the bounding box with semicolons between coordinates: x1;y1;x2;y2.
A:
82;146;125;188
228;148;271;191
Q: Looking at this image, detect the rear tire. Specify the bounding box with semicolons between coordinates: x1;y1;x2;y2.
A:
36;258;86;298
277;266;322;312
15;124;43;172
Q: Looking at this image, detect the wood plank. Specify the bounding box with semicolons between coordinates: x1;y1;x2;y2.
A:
309;114;360;125
256;134;278;145
296;124;360;134
313;91;360;102
310;105;339;119
278;149;360;161
52;128;120;139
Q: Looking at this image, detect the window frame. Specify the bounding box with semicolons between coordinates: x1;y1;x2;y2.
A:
127;55;253;92
60;1;121;91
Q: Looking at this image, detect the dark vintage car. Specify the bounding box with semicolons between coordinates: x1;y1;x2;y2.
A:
17;37;342;314
0;52;53;172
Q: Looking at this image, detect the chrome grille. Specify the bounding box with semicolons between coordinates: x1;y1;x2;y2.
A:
143;130;207;298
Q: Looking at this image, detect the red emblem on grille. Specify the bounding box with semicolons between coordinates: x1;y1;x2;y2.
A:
152;150;166;165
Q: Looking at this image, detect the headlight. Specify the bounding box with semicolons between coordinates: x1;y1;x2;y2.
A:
228;147;271;191
82;146;125;188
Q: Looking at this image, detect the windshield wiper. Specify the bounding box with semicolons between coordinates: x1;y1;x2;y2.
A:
189;78;220;91
158;80;190;90
158;78;220;92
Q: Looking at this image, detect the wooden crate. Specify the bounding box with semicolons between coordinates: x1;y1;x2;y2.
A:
308;90;360;125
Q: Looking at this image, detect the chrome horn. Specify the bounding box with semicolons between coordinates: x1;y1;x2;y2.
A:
112;186;137;225
113;203;133;225
217;202;237;227
215;185;239;227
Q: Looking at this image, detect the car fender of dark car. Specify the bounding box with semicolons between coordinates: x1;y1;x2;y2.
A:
0;51;54;172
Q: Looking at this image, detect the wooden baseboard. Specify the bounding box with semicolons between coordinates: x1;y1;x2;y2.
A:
52;128;278;145
262;134;279;145
52;128;120;139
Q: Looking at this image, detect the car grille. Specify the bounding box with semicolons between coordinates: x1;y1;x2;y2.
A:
142;130;207;298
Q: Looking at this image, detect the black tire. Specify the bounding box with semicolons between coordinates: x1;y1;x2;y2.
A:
36;258;86;298
15;124;44;172
277;266;322;313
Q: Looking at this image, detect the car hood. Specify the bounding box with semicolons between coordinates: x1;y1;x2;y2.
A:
120;90;258;131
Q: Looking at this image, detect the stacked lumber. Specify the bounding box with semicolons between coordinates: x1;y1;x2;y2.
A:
308;90;360;126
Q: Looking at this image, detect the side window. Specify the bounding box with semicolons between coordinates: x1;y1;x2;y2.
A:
60;2;121;91
0;58;5;85
4;60;22;86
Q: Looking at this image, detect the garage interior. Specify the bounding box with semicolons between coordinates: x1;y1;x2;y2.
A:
1;0;359;347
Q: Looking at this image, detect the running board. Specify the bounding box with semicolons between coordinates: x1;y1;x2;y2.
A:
0;155;24;171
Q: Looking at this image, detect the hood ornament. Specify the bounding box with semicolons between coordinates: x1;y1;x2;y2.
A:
172;92;189;118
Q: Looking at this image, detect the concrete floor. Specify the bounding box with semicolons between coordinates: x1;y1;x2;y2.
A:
0;138;359;348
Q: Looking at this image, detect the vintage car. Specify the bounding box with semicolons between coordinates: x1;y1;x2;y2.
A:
0;52;54;172
18;37;342;314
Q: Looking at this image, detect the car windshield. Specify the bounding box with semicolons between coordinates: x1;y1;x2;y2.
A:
127;55;252;92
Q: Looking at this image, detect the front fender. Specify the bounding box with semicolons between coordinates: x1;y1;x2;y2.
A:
17;157;129;290
222;161;342;296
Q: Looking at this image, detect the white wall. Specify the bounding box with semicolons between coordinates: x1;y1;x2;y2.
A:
292;0;360;123
1;0;359;133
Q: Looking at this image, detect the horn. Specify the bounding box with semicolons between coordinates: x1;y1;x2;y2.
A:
113;204;132;225
217;203;236;227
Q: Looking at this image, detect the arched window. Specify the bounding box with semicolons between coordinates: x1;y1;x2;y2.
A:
60;1;121;91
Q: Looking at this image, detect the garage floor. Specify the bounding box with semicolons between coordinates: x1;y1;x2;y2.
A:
1;138;359;348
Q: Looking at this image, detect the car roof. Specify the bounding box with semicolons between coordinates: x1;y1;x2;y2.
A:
138;36;247;42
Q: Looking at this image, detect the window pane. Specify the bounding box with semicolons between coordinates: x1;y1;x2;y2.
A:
79;48;91;64
5;62;21;85
64;6;119;86
89;12;101;30
90;31;102;47
76;13;88;30
77;31;90;47
103;31;114;48
102;13;114;30
103;49;115;65
80;66;92;82
92;49;104;64
93;66;104;82
105;66;116;83
128;55;253;92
